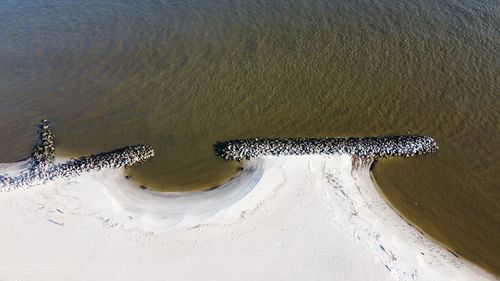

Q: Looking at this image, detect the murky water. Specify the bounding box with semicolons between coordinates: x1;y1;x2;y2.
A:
0;0;498;275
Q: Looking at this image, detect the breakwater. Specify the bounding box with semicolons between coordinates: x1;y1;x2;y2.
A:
214;136;438;161
0;120;154;192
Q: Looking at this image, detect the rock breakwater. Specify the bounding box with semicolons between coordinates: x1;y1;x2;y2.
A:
0;120;154;192
214;136;438;161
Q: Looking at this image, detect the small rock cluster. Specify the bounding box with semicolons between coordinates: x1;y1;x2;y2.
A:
214;136;438;161
29;119;55;173
0;120;154;192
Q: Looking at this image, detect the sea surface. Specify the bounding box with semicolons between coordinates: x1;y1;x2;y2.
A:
0;0;498;275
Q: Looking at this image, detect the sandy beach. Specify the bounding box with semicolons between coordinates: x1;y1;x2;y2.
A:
0;155;495;281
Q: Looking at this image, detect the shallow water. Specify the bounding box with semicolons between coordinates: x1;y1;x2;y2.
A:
0;0;498;275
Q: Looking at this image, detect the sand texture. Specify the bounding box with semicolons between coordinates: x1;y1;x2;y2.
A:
0;155;494;281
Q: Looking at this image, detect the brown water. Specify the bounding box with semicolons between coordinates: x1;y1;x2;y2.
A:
0;0;498;275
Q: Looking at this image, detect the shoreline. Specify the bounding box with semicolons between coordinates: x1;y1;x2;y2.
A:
0;155;495;280
368;169;496;278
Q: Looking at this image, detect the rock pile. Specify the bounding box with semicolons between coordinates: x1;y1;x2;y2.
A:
214;136;438;161
29;119;55;173
0;120;154;192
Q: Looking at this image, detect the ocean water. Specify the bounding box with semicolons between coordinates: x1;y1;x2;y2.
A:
0;0;498;275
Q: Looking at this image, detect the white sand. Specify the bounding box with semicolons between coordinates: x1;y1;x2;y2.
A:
0;155;495;281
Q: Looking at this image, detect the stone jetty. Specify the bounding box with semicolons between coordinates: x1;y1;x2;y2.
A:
214;136;438;161
0;120;154;192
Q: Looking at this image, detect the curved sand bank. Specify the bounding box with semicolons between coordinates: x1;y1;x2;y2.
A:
0;155;495;281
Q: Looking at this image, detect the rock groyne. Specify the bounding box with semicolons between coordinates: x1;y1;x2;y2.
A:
214;136;438;161
0;120;154;192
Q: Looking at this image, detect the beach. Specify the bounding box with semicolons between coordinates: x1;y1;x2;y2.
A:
1;0;499;271
0;155;494;281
